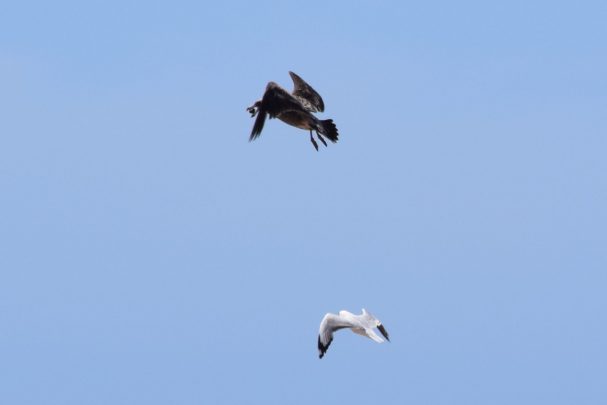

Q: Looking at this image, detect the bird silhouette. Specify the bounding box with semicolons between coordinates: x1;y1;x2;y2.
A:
247;71;339;151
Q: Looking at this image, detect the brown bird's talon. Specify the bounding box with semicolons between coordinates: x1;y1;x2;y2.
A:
317;133;328;147
310;135;319;151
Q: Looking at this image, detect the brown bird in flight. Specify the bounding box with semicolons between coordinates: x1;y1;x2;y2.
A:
247;71;339;151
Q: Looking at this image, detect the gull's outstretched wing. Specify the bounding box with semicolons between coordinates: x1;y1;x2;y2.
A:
289;71;325;113
250;82;306;141
359;309;390;342
318;313;354;359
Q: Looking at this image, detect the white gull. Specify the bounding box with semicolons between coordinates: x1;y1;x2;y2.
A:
317;308;390;359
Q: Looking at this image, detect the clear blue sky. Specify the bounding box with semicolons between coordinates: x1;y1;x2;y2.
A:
1;1;606;404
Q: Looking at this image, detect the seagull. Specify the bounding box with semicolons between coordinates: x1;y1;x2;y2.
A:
246;71;339;151
317;308;390;359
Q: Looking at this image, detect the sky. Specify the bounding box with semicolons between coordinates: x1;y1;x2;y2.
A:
1;1;606;404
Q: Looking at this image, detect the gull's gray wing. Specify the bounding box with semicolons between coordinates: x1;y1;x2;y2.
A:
289;71;325;113
250;82;307;141
359;309;390;342
318;313;354;359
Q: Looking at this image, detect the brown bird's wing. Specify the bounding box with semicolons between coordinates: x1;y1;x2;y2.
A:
250;82;306;141
289;71;325;113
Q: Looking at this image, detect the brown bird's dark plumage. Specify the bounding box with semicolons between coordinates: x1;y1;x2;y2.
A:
246;72;339;151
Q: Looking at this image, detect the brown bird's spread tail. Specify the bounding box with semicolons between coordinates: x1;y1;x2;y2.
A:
318;119;338;143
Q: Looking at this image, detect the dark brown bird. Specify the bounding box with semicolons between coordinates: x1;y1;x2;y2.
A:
247;71;339;151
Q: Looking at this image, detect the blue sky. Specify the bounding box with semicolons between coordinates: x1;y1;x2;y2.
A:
1;1;606;404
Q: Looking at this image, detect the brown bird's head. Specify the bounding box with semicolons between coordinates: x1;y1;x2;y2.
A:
246;100;262;117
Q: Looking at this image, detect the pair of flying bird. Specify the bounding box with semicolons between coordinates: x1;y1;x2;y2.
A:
248;73;388;357
247;71;339;151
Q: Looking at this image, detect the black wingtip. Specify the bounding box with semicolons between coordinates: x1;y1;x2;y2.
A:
318;336;325;359
318;335;331;359
378;323;390;342
249;109;267;141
